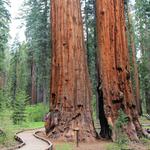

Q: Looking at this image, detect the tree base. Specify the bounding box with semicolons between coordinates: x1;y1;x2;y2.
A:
45;110;97;142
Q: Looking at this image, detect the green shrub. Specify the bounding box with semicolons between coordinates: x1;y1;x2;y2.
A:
92;95;97;121
114;109;129;146
0;110;16;146
107;110;129;150
115;110;128;128
12;91;29;124
25;103;49;122
0;90;5;111
55;143;73;150
0;90;12;111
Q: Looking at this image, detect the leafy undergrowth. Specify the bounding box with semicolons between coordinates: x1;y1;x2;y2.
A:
0;109;44;148
0;102;49;148
55;143;74;150
140;115;150;129
25;103;49;122
106;134;150;150
106;114;150;150
106;143;129;150
140;137;150;150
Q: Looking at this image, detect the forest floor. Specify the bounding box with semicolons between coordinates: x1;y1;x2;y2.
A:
0;117;150;150
16;128;49;150
37;131;109;150
37;117;150;150
0;121;44;150
37;131;150;150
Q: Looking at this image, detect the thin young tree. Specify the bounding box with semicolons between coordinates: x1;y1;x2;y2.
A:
46;0;96;141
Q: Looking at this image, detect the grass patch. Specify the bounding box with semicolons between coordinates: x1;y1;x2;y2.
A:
0;108;44;148
0;110;20;147
19;121;44;129
141;137;150;149
55;143;73;150
106;143;129;150
139;116;150;124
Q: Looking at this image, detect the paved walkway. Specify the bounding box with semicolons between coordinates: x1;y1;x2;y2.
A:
16;129;49;150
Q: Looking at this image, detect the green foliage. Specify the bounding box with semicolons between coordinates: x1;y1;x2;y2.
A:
92;95;97;120
25;103;49;122
140;137;150;149
55;143;73;150
106;142;129;150
0;90;12;112
9;40;29;101
114;110;129;146
12;91;29;125
134;0;150;114
0;90;5;111
0;130;6;145
106;110;129;150
0;0;10;72
0;108;43;147
84;0;97;93
21;0;51;103
0;110;17;146
115;110;128;128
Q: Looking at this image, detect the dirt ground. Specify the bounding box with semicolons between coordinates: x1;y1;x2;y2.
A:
37;131;150;150
53;140;109;150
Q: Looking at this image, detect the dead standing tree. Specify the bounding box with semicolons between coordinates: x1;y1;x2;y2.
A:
46;0;97;142
95;0;144;141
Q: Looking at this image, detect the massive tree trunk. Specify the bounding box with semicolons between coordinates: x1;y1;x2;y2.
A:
126;4;142;115
46;0;96;142
95;0;144;141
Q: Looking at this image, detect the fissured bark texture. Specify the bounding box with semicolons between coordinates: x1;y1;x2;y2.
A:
95;0;143;141
47;0;96;142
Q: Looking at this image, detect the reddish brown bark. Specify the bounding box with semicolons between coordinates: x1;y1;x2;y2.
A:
46;0;96;142
127;6;142;115
95;0;144;141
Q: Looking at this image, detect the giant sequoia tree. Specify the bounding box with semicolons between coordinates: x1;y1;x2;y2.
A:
95;0;144;141
46;0;96;141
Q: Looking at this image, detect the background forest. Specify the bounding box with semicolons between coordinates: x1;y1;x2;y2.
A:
0;0;150;149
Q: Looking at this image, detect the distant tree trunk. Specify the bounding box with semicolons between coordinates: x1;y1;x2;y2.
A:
46;0;96;141
126;3;142;115
0;75;4;90
42;0;49;104
31;58;36;105
95;0;144;141
12;54;17;103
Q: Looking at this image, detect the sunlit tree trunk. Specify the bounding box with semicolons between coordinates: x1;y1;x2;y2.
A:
46;0;96;141
95;0;144;141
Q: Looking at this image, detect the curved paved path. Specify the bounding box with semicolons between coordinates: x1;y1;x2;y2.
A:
16;128;49;150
